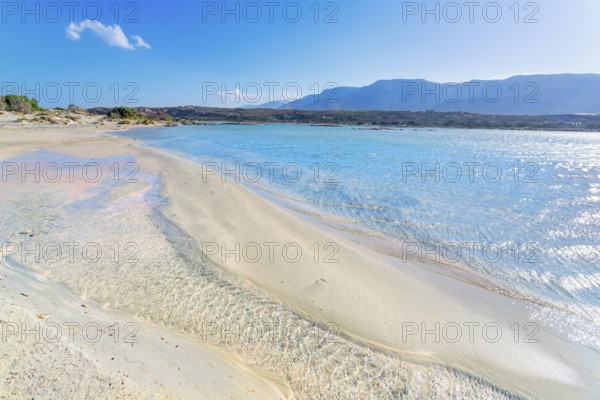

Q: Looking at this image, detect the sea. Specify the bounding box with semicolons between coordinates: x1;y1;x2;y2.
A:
118;123;600;350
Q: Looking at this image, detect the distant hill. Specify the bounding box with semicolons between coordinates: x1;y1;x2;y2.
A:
242;100;288;109
280;74;600;115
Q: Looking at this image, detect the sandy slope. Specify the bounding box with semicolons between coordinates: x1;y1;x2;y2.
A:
0;112;288;399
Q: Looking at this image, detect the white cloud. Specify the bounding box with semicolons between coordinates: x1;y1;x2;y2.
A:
66;20;151;51
131;35;151;50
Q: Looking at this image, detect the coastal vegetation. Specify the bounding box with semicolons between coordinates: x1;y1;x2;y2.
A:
91;106;600;131
5;99;600;131
0;95;44;113
108;106;139;119
107;106;175;125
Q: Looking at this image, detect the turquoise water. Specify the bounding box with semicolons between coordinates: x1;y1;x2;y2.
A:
0;151;522;399
118;124;600;347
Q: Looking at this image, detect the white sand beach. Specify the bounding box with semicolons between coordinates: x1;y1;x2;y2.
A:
1;111;598;399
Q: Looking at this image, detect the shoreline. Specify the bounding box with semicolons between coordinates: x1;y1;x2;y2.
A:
116;125;582;317
132;140;598;398
1;112;598;399
85;106;600;132
116;117;600;133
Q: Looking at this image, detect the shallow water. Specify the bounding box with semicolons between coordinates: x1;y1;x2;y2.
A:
0;151;521;399
117;125;600;349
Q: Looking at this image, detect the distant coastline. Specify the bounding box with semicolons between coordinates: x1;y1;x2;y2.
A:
88;106;600;132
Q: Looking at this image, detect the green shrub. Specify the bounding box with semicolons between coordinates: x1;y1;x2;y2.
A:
108;106;138;119
0;95;44;112
159;113;174;122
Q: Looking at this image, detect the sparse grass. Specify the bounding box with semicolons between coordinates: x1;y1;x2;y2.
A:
5;107;99;127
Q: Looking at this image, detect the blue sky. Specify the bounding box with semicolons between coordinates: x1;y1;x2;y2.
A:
1;0;599;107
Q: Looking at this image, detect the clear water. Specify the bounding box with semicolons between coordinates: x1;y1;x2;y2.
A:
0;151;520;399
118;124;600;348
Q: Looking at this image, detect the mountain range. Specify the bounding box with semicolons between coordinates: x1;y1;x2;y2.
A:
257;74;600;115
